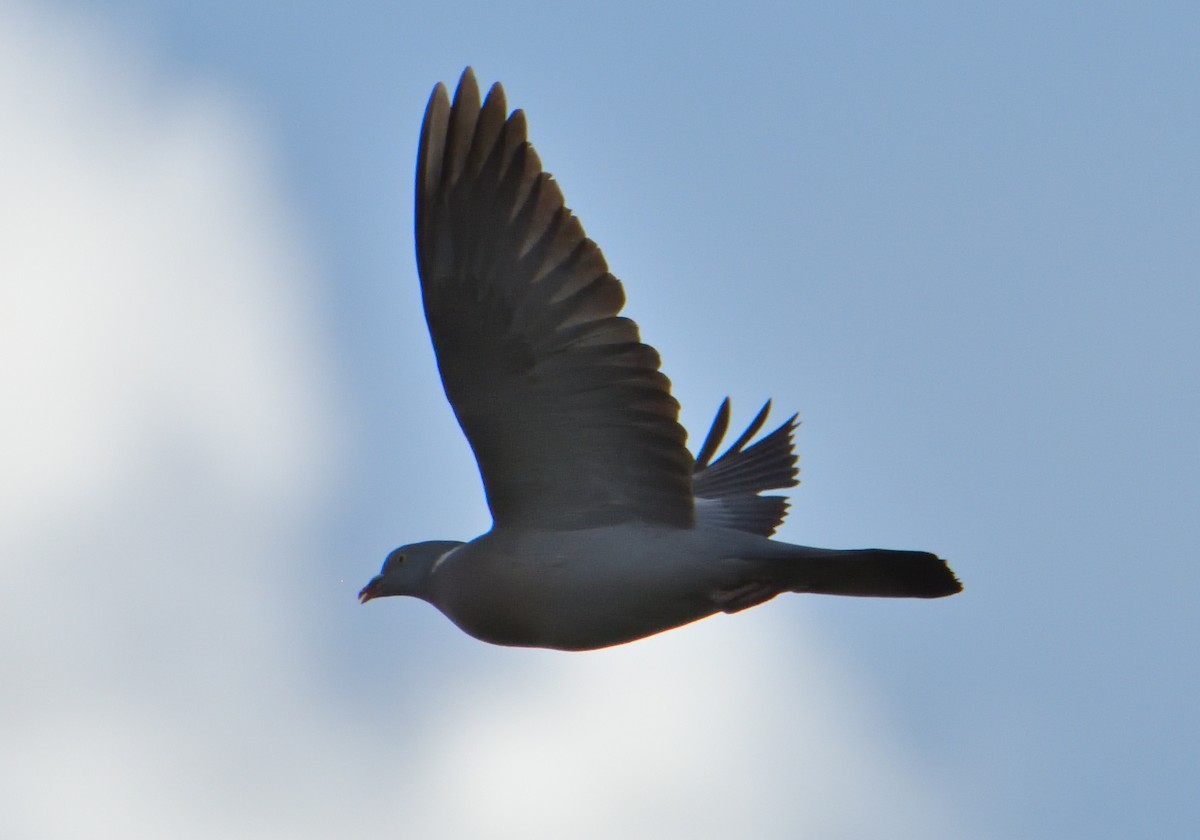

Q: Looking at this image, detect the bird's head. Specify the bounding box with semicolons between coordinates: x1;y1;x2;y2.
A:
358;540;466;603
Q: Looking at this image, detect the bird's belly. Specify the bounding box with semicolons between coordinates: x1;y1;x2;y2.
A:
430;534;730;651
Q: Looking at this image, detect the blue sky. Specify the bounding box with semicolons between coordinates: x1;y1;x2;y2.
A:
3;1;1197;837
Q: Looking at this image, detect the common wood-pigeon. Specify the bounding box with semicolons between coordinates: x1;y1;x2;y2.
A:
358;69;961;650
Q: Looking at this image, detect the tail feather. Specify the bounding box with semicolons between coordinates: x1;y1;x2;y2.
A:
785;548;962;599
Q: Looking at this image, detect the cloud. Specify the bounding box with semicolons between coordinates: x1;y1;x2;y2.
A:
0;4;967;837
0;3;338;836
396;614;960;839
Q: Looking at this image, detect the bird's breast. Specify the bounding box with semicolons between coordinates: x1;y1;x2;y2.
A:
425;527;730;650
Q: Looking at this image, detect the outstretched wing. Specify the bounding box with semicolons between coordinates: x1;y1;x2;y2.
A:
416;69;694;530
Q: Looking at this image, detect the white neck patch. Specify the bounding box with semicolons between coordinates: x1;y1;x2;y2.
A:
429;544;462;576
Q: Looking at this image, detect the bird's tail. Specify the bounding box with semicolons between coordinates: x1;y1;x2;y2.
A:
780;547;962;598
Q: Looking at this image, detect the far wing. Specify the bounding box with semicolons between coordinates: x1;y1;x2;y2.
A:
692;399;799;536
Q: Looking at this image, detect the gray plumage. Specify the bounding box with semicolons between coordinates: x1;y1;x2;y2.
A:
359;69;961;651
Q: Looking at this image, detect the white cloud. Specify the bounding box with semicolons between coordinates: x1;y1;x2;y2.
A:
399;613;960;839
0;4;338;836
0;4;968;837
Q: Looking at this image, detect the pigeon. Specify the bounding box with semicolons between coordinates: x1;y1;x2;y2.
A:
358;69;961;651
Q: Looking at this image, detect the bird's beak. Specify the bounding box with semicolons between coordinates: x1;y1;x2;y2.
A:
358;576;382;604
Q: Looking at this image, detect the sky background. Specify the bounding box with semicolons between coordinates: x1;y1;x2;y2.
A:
2;1;1197;837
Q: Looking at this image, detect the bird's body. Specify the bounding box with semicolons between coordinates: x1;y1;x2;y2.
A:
358;68;961;650
429;525;743;650
422;525;952;651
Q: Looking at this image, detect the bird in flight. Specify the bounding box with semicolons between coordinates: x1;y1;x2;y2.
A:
359;68;961;650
